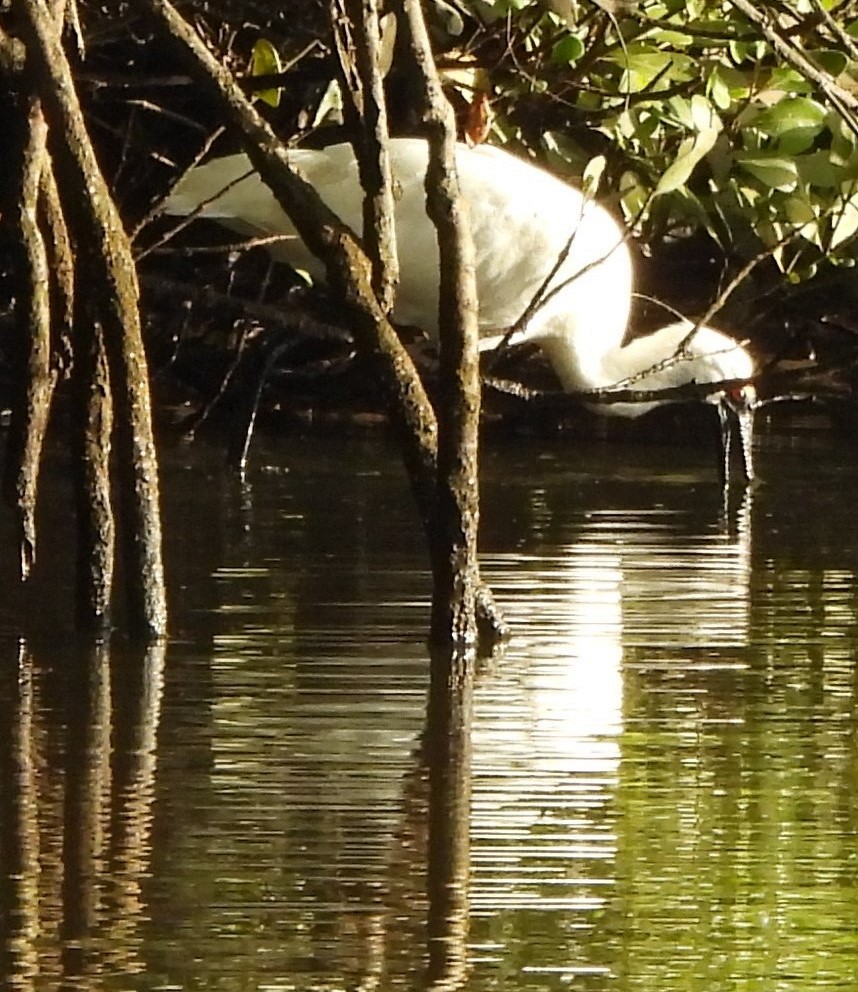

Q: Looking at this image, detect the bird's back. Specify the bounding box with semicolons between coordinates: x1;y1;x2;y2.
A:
164;138;633;350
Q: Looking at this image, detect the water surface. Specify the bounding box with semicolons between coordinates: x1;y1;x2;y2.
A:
1;415;857;990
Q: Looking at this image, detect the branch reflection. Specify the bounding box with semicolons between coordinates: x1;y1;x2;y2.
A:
423;651;475;991
0;639;165;990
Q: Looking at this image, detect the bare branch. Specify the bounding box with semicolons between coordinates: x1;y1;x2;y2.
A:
330;0;399;312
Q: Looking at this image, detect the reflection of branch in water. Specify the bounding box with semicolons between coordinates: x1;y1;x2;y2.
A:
105;641;166;977
366;650;475;991
0;640;166;989
61;641;112;985
424;650;474;992
1;646;40;989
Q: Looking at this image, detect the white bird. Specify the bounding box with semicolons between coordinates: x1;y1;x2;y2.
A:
163;137;756;481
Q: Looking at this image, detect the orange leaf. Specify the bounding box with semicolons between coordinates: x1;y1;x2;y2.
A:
464;91;493;147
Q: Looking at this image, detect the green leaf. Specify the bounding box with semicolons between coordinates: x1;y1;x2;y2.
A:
690;94;719;132
311;78;342;129
728;39;767;64
250;38;282;108
735;154;799;191
829;191;858;250
708;69;732;111
551;33;585;65
797;152;840;189
784;195;821;246
667;95;693;129
767;67;814;95
715;64;752;98
752;96;826;137
649;29;694;48
479;0;536;11
783;195;815;223
617;107;660;144
813;49;849;77
619;170;648;222
828;111;858;166
582;154;606;198
654;126;719;196
613;49;679;92
747;95;828;157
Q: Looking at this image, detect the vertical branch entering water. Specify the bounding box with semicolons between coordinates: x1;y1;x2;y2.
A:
395;0;483;649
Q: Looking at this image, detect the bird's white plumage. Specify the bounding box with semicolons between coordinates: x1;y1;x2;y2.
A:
165;138;753;419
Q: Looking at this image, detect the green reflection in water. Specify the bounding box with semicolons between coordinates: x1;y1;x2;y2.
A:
610;643;858;992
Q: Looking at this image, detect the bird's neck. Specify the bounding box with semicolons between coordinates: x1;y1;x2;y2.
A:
539;330;622;394
541;322;710;396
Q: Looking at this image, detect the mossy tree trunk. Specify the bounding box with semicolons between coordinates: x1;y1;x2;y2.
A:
3;1;166;638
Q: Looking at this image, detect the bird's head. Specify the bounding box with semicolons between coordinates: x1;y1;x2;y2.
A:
720;381;758;415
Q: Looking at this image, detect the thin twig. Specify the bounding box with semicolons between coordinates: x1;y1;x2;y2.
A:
150;233;300;257
697;225;805;330
131;123;226;244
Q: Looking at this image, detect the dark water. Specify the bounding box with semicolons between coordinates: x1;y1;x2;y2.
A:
1;414;857;990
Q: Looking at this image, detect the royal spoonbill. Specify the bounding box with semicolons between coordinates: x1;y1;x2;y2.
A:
163;137;756;480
